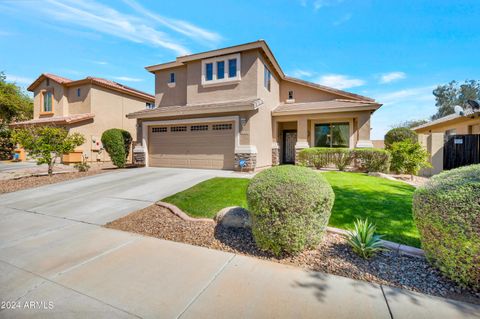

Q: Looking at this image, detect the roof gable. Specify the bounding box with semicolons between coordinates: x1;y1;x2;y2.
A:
27;73;154;102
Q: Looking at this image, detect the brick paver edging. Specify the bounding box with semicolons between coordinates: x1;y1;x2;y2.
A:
156;201;425;259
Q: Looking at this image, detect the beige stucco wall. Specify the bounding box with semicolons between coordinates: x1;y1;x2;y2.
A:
32;79;68;118
279;80;347;103
154;65;187;107
185;49;259;105
69;85;148;161
415;117;480;135
67;84;92;115
418;132;444;176
248;53;280;168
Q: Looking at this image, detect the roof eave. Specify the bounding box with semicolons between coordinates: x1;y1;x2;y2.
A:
272;105;381;117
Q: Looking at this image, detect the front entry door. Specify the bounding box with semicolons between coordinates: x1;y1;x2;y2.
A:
283;130;297;164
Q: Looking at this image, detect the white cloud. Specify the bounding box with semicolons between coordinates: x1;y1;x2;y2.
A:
333;13;352;26
316;74;365;89
8;0;221;56
5;74;34;85
290;69;314;78
122;0;222;47
379;71;406;84
369;85;437;139
111;76;144;82
313;0;344;11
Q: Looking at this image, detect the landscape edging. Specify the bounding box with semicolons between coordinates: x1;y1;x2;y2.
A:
156;201;425;259
326;226;425;258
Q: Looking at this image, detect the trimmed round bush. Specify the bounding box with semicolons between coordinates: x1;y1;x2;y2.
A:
384;127;417;149
247;165;335;256
413;164;480;289
101;129;130;168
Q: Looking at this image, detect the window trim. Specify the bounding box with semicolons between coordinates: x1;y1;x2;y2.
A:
310;119;354;149
40;89;54;115
201;53;241;86
263;63;271;91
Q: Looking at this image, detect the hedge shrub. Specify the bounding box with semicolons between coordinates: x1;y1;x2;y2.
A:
389;140;431;176
413;164;480;289
297;147;353;170
298;147;390;173
352;148;391;173
384;127;417;149
247;165;334;256
101;129;131;168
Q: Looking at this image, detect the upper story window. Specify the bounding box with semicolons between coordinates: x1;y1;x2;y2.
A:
77;88;81;97
217;61;225;80
288;90;294;99
146;102;155;109
169;72;175;83
201;53;241;86
263;64;271;91
42;91;53;113
228;59;237;78
206;63;213;81
46;78;50;86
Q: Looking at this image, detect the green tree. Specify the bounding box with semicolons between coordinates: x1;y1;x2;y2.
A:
0;72;33;124
389;140;431;179
432;80;480;120
384;127;417;149
391;119;428;129
101;128;131;168
12;126;85;176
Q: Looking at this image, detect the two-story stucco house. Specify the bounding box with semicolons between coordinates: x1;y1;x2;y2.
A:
12;73;154;162
127;40;382;171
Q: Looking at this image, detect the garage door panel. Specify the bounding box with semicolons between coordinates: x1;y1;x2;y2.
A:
148;122;235;170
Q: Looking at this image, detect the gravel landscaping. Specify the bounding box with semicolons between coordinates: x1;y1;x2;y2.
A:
106;204;480;305
0;167;108;193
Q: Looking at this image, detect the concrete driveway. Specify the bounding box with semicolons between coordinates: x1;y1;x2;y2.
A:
0;167;479;318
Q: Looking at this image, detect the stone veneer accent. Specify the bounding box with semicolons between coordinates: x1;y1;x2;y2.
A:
234;153;257;171
272;148;280;166
133;144;146;167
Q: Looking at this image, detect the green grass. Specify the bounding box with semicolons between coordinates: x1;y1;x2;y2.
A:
162;177;249;218
322;172;419;247
162;172;420;247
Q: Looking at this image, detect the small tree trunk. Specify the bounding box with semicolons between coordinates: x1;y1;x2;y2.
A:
48;164;53;176
410;174;414;181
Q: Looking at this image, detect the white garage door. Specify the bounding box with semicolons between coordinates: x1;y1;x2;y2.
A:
148;122;235;169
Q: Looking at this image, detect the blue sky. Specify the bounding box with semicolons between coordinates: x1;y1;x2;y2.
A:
1;0;479;139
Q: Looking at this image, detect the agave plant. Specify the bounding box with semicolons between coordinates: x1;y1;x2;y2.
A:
344;218;385;259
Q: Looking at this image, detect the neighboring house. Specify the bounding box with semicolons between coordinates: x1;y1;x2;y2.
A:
127;40;382;171
11;74;154;162
413;111;480;175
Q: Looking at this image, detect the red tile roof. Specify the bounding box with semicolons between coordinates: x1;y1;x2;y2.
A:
10;113;95;127
27;73;154;102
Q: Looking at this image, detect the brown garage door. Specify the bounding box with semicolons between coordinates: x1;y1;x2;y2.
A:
148;122;235;169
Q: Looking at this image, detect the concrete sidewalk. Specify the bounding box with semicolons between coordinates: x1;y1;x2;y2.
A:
0;168;479;318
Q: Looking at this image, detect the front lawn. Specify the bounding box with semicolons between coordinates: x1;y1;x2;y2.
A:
322;172;419;247
162;177;249;218
161;172;419;247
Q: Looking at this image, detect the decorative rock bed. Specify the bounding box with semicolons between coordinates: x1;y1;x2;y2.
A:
105;204;480;305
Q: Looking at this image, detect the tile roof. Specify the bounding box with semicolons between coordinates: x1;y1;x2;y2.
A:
127;98;263;119
27;73;154;102
10;113;95;127
412;110;479;131
272;99;381;116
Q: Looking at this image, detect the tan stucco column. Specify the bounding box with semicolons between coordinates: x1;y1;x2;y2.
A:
272;119;280;165
356;112;374;148
419;132;444;176
295;116;309;163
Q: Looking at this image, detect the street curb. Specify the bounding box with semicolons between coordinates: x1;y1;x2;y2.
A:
157;202;425;259
326;226;425;258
